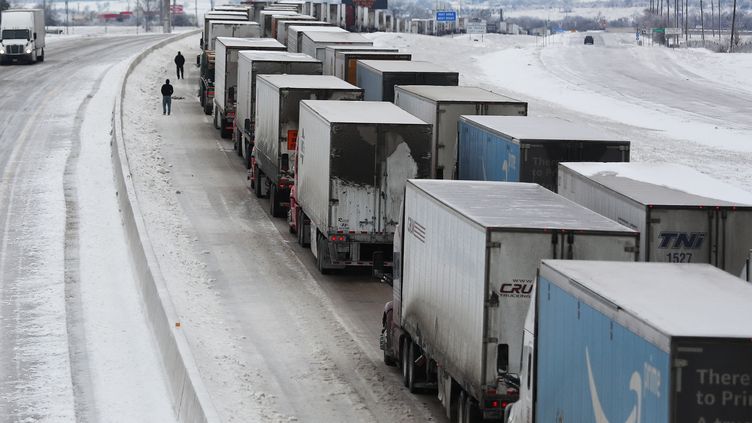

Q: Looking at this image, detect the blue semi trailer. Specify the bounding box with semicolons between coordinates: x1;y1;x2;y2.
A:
457;116;630;192
507;260;752;423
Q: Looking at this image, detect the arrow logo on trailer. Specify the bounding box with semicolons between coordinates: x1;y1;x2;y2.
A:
585;347;642;423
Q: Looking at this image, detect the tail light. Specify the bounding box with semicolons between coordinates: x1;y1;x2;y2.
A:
329;235;348;242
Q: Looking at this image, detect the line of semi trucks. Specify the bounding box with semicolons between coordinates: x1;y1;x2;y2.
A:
199;3;752;422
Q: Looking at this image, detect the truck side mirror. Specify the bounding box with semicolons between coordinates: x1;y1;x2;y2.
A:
34;32;37;40
244;118;251;133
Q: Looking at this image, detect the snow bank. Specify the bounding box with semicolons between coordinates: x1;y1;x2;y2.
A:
109;29;221;423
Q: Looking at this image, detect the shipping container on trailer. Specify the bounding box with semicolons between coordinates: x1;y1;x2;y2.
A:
457;116;630;192
212;5;251;19
235;51;321;167
259;9;298;37
395;86;528;179
558;162;752;276
214;37;286;139
286;25;347;53
203;12;248;47
513;260;752;423
206;20;260;50
252;75;362;220
296;101;432;273
322;45;398;76
299;31;372;62
275;19;329;45
270;14;314;39
356;60;459;102
382;180;638;421
335;51;411;84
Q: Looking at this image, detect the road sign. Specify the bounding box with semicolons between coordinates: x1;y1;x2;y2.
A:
466;22;486;34
665;27;682;35
435;11;456;22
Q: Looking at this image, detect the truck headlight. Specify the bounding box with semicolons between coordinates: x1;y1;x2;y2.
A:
26;49;32;54
0;49;4;55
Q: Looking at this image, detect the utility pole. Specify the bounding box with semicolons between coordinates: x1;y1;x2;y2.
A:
711;0;715;38
729;0;737;51
700;0;705;46
718;0;721;41
65;0;69;34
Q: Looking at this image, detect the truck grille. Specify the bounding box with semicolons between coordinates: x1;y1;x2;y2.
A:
7;45;24;54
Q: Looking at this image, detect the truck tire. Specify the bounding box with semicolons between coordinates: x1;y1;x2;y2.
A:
316;233;331;275
401;337;411;388
37;49;44;62
270;183;283;218
383;329;396;366
297;209;310;247
220;123;231;139
253;164;264;198
407;340;418;393
203;102;212;115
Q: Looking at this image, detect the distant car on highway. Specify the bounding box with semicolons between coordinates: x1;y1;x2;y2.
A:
584;35;594;45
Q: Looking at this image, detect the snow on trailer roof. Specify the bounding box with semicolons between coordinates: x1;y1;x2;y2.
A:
541;260;752;339
288;25;347;33
216;37;285;49
396;85;524;104
238;50;319;62
301;100;428;125
358;60;456;74
409;180;637;233
460;116;628;143
560;162;752;207
258;74;360;90
205;11;248;18
326;45;398;53
209;20;259;26
302;32;372;43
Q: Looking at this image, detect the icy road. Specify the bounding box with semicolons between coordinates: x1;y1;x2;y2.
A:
0;35;175;422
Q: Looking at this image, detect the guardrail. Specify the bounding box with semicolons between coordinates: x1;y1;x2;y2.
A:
110;29;222;423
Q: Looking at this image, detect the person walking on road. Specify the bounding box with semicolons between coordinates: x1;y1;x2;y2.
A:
161;79;174;115
174;51;185;79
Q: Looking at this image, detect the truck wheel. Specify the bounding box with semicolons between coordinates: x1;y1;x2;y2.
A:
407;340;419;393
401;337;411;387
316;233;331;275
269;183;282;218
220;123;231;139
382;329;396;366
37;49;44;62
253;165;263;198
203;101;212;115
213;109;220;130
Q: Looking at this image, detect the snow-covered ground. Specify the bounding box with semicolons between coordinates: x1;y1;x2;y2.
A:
367;31;752;191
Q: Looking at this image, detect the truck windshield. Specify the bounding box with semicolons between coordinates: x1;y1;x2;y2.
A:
2;29;30;40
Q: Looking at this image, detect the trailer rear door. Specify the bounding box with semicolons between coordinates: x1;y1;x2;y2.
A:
647;208;713;265
672;338;752;422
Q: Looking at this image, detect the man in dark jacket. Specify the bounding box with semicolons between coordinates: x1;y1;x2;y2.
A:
161;79;174;115
174;51;185;79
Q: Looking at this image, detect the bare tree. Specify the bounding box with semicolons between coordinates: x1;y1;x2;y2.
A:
729;0;736;51
710;0;715;37
700;0;706;45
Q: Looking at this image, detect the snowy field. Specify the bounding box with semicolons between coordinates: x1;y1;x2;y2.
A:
365;31;752;191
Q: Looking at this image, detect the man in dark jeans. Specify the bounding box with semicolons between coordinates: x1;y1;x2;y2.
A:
161;79;174;115
174;51;185;79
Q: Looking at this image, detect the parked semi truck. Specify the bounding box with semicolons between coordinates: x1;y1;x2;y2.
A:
558;162;752;275
356;60;459;102
270;14;314;39
252;75;362;218
457;116;630;192
206;20;260;50
295;101;432;273
323;45;397;75
299;31;372;61
0;9;45;64
507;260;752;423
214;37;286;138
381;180;639;422
335;50;411;84
275;19;329;45
395;86;528;179
199;13;249;114
235;50;321;166
259;9;298;37
286;25;346;53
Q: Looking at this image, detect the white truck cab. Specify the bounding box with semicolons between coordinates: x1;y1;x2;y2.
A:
0;9;46;64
